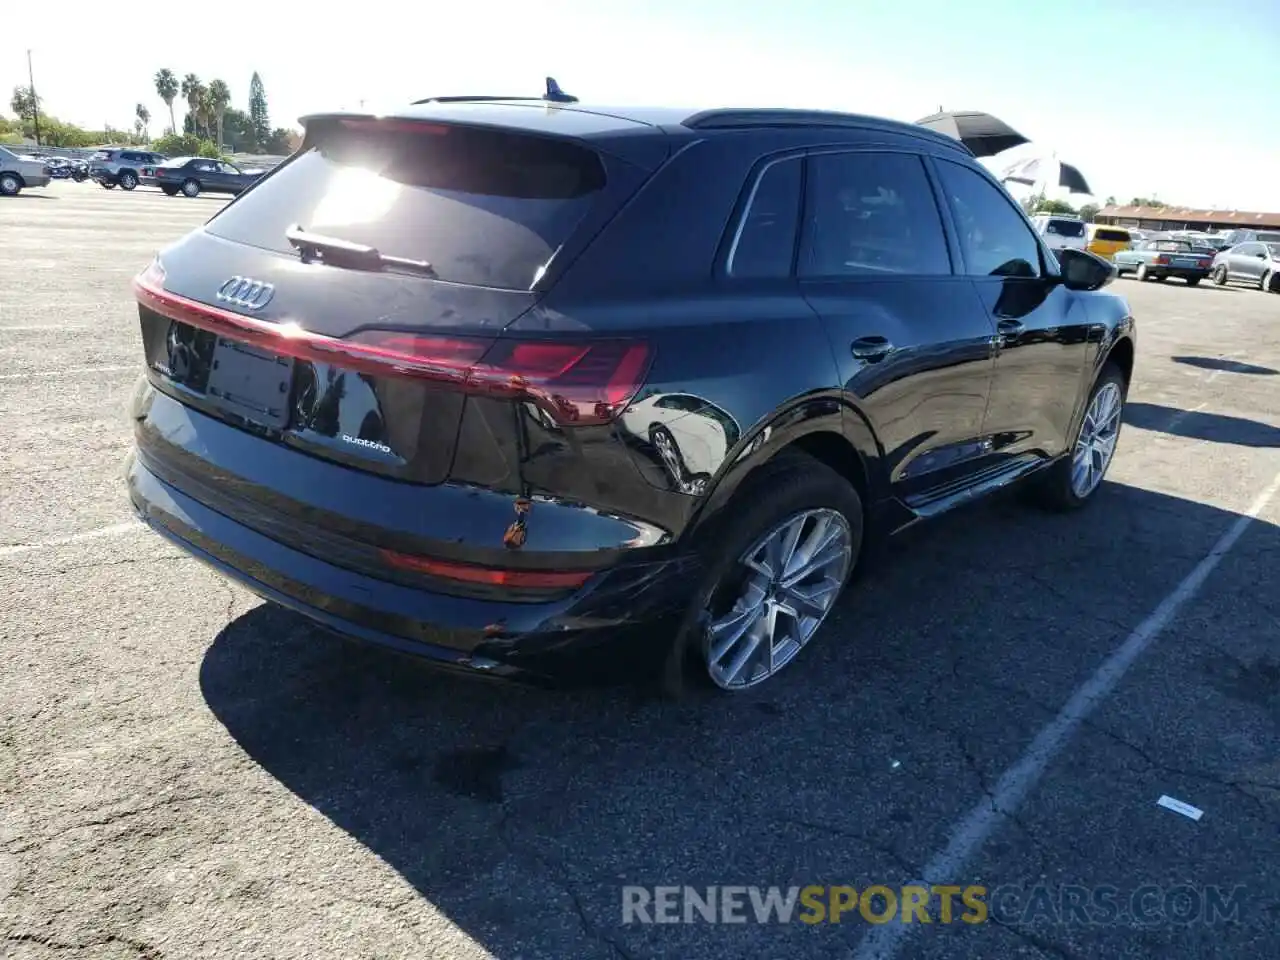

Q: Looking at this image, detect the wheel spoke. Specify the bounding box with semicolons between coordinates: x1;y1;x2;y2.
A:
780;532;846;589
722;616;769;686
707;604;763;664
780;579;840;621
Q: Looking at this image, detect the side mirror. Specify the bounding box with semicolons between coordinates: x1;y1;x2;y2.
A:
1057;248;1116;292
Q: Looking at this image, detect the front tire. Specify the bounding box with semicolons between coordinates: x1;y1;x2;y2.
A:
181;179;200;197
1185;277;1201;287
1032;364;1126;512
118;171;138;191
1137;263;1150;281
1212;265;1228;286
1262;270;1275;294
0;173;21;196
664;451;863;695
160;185;178;196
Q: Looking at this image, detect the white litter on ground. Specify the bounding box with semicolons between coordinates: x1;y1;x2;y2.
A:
1157;795;1204;821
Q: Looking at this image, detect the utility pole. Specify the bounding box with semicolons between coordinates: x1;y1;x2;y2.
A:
27;49;42;147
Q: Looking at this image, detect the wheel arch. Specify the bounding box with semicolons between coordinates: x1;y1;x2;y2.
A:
0;170;26;188
685;396;883;542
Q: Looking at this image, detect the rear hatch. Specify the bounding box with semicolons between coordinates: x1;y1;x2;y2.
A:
136;116;654;486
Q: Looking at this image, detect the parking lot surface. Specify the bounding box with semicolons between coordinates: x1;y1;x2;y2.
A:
2;182;1278;959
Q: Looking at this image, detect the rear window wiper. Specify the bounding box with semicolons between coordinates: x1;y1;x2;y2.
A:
285;225;436;277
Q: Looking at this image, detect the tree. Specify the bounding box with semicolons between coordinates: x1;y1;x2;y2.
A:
208;79;231;150
1077;203;1100;223
154;68;179;135
1129;196;1161;208
1104;196;1117;207
248;72;270;152
181;74;205;138
10;85;40;123
134;103;151;141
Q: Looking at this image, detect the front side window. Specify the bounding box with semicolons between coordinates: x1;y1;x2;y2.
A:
800;152;950;278
727;157;801;279
935;160;1042;278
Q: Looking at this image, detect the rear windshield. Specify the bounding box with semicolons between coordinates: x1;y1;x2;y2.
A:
1257;232;1280;243
205;119;608;290
1044;218;1085;238
1094;228;1129;242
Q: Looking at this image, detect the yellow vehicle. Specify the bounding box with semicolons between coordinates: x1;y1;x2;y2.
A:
1086;224;1132;261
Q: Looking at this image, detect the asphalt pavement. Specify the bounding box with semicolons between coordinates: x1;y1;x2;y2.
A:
1;181;1278;960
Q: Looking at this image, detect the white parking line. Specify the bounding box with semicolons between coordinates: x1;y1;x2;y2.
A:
852;467;1280;960
0;521;144;558
0;365;137;381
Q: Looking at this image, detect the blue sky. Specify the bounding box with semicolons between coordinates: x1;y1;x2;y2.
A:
6;0;1278;208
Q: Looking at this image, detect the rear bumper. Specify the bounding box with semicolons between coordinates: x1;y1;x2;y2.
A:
1149;267;1211;280
126;452;699;687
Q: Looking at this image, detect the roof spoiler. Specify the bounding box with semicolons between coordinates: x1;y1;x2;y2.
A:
412;77;579;106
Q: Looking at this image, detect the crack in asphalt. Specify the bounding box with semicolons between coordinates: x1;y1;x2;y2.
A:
947;662;1279;824
8;793;227;852
3;932;163;958
495;806;641;960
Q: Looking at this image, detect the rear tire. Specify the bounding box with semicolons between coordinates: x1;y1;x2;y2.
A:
0;173;21;196
1137;263;1150;281
661;450;863;697
1031;363;1126;512
160;185;178;196
181;179;200;197
1186;277;1201;287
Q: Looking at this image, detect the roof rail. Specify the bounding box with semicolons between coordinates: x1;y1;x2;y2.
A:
683;109;971;150
414;76;579;107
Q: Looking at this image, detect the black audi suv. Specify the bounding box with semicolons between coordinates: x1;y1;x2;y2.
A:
126;98;1134;692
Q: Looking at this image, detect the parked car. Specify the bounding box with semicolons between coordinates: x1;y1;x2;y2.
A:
1030;213;1088;255
88;149;167;190
1211;242;1280;292
1221;228;1280;246
1113;238;1213;284
154;157;265;197
1085;223;1132;261
126;100;1134;693
0;146;51;196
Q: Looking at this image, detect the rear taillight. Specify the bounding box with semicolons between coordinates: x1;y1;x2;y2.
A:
378;548;592;589
132;276;651;427
155;168;166;177
1198;259;1210;269
1154;255;1170;265
349;331;652;426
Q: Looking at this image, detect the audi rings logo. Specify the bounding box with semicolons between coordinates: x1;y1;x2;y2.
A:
215;276;275;311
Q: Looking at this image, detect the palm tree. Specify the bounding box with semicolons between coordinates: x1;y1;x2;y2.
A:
207;79;231;152
134;103;151;142
181;73;204;136
154;69;178;135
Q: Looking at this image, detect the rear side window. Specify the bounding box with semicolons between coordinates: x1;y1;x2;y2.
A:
727;157;801;278
800;152;950;277
1095;228;1129;242
1044;218;1085;238
935;160;1042;278
206;119;608;290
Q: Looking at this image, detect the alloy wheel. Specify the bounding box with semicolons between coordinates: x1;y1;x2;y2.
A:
703;508;852;690
1071;381;1122;499
0;174;19;196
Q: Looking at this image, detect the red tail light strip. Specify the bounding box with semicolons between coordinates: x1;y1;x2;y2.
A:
378;548;592;589
133;274;652;426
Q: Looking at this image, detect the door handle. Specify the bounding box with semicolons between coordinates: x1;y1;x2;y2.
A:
997;319;1025;340
851;336;894;363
